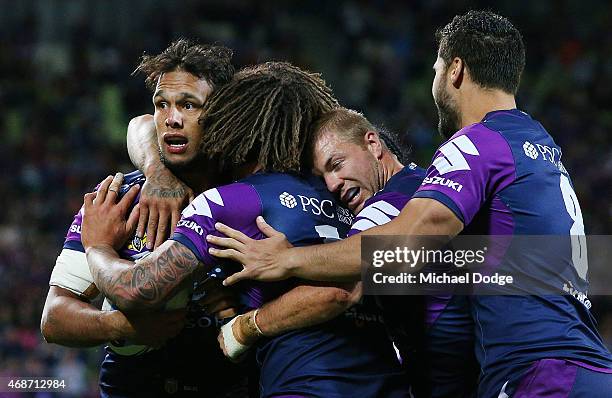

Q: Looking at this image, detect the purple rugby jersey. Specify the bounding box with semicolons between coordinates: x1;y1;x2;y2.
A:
59;170;247;397
350;164;478;398
171;172;412;398
412;109;612;397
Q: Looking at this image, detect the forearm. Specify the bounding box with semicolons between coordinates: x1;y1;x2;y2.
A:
41;287;125;347
127;115;158;172
233;284;357;347
86;241;200;312
286;198;462;281
256;284;357;336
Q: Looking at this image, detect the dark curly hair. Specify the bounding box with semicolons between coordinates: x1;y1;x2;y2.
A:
133;38;234;91
199;62;339;173
436;10;525;94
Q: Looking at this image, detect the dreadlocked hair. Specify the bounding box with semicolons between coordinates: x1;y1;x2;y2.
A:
133;38;234;91
199;62;339;173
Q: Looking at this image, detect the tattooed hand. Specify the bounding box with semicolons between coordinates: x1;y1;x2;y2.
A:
137;163;195;250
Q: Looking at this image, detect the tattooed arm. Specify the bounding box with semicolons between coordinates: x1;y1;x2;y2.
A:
81;175;202;313
85;240;202;313
127;115;194;249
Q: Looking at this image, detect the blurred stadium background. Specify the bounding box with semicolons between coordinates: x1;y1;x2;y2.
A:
0;0;610;396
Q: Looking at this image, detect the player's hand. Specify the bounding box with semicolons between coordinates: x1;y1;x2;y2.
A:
137;163;194;250
196;278;239;319
82;173;140;250
206;216;294;286
113;308;187;347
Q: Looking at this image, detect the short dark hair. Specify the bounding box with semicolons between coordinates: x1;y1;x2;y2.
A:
199;62;339;173
436;10;525;94
134;38;234;91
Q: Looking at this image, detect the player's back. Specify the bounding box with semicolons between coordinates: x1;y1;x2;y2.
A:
351;164;478;398
428;110;612;395
237;172;410;398
60;170;248;397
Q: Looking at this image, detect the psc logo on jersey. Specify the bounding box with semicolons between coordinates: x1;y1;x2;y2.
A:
279;191;353;225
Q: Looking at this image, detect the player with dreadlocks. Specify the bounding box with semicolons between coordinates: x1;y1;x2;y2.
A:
81;62;411;397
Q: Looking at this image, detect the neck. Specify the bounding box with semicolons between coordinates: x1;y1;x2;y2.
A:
175;158;224;193
458;88;516;129
231;161;263;181
379;151;404;188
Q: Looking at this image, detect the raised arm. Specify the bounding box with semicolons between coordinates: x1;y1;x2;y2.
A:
127;115;194;249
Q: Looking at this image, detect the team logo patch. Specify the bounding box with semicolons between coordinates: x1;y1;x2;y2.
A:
279;192;297;208
523;141;538;159
128;235;146;252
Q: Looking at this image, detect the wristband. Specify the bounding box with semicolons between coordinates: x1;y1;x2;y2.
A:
252;309;265;337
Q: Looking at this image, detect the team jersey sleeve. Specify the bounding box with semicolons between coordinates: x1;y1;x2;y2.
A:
49;206;96;296
171;183;263;266
412;124;515;225
349;192;411;237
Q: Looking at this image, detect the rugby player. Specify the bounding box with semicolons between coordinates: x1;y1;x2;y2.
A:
208;107;478;397
214;11;612;397
81;62;411;398
41;39;248;397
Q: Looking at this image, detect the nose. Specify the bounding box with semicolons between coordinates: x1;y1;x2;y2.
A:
165;107;183;129
324;173;343;196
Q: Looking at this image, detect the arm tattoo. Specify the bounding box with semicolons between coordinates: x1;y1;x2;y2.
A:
143;163;187;199
90;242;200;312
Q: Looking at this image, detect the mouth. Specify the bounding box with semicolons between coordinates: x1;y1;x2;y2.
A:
342;187;361;211
163;134;189;154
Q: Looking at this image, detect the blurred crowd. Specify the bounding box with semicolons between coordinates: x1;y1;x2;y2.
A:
0;0;610;395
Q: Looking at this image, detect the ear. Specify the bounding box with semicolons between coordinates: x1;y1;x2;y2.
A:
449;57;464;89
364;130;383;159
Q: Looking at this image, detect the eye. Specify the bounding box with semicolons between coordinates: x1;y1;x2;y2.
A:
184;102;194;110
332;159;344;171
155;101;168;109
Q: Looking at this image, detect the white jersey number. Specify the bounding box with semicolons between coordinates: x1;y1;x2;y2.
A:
560;174;588;280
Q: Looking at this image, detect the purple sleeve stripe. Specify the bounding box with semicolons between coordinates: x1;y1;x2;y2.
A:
170;234;205;263
412;190;465;224
63;240;84;252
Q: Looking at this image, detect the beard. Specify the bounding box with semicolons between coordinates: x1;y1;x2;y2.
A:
434;84;461;139
158;147;203;174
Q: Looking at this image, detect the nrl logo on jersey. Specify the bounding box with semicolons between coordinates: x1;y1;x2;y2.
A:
127;235;147;252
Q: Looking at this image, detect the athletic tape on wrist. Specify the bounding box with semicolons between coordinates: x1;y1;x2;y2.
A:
221;316;250;360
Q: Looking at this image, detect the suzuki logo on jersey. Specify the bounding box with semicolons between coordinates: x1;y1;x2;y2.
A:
432;135;479;175
422;176;464;192
279;192;297;208
69;224;82;234
297;195;335;219
177;220;204;235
